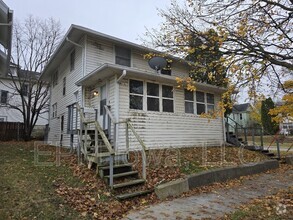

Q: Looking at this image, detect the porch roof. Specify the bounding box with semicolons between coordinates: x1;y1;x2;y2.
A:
75;63;227;94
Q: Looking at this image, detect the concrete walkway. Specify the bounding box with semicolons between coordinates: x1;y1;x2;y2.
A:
125;168;293;219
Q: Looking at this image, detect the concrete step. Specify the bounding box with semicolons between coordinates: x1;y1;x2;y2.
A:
116;189;153;200
104;170;138;179
113;179;145;189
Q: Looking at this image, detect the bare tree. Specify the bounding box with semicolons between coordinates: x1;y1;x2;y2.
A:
1;16;62;140
145;0;293;96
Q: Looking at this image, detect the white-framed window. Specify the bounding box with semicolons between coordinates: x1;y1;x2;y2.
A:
63;77;66;96
184;89;194;114
147;82;159;111
21;84;29;97
239;113;243;120
52;103;57;118
196;91;206;115
129;80;143;110
196;91;215;115
129;79;174;113
70;49;75;71
162;85;174;112
115;45;131;67
206;93;215;113
52;70;58;87
0;90;8;104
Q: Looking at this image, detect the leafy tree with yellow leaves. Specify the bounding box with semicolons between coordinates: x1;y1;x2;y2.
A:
269;80;293;123
145;0;292;99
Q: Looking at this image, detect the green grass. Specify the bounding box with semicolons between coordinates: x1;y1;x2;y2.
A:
0;142;84;219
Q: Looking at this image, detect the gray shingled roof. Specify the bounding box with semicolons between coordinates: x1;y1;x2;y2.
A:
232;103;251;113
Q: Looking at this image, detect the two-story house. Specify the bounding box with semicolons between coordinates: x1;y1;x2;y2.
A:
41;25;227;150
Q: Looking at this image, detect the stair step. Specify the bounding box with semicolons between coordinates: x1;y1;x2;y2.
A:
264;152;275;157
261;150;269;153
100;163;133;170
104;171;138;179
116;189;153;200
113;179;145;189
99;163;133;177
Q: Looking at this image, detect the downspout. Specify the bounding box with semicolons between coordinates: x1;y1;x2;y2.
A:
115;70;127;150
117;69;127;83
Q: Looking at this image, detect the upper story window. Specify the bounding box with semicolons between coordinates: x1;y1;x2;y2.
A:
21;84;29;97
70;50;75;71
147;82;159;111
0;90;8;104
52;103;57;118
129;80;143;110
52;70;58;87
161;62;172;75
63;77;66;96
239;113;243;120
115;46;131;67
184;90;194;114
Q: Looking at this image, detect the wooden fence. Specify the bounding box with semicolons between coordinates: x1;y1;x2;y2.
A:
0;122;24;141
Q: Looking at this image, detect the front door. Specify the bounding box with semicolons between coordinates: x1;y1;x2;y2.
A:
99;84;107;130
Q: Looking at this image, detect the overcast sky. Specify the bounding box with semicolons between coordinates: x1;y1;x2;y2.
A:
5;0;172;44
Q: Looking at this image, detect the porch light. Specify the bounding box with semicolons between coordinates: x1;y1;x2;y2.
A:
93;91;99;96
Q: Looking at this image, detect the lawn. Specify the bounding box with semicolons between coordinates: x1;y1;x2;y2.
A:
0;142;83;219
0;141;271;219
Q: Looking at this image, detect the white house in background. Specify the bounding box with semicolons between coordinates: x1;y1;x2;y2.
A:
230;103;254;128
280;116;293;135
0;64;48;125
41;25;226;149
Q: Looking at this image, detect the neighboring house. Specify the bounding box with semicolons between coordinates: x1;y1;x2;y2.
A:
0;64;48;125
280;116;293;135
0;0;13;77
230;103;254;128
41;25;226;149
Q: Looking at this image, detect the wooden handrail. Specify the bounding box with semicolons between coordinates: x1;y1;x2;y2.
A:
126;121;147;180
104;105;116;123
94;121;114;155
76;103;114;155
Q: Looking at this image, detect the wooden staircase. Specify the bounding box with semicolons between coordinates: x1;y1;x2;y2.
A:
74;103;152;200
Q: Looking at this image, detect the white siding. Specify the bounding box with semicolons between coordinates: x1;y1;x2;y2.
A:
47;32;224;149
86;37;114;74
116;78;224;151
85;38;190;78
47;37;85;146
